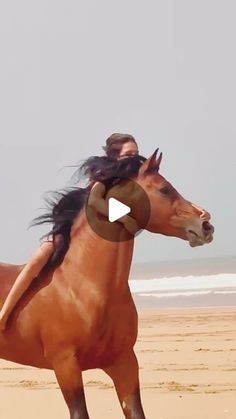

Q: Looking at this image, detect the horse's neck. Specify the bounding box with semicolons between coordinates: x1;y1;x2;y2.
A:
64;210;134;294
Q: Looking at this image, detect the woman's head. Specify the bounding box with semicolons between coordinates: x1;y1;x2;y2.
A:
70;133;141;185
103;133;139;160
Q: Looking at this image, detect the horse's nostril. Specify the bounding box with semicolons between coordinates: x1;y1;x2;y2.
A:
202;221;212;232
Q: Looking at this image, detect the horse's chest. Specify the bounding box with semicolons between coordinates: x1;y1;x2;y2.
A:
78;304;137;369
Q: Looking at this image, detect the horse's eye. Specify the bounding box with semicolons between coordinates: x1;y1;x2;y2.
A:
159;186;170;195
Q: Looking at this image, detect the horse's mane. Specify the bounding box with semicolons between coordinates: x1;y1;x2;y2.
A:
33;154;146;271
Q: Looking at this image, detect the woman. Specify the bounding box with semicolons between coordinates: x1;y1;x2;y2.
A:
0;133;143;330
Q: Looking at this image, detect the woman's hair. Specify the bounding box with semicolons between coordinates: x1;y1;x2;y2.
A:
72;153;146;184
33;154;146;272
32;188;89;271
103;133;137;159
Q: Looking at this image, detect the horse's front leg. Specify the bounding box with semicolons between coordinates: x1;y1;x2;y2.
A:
104;349;146;419
53;351;89;419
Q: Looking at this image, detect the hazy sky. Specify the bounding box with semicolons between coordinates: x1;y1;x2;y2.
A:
0;1;235;264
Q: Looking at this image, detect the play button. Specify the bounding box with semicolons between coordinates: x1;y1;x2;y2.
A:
108;198;131;222
86;177;151;242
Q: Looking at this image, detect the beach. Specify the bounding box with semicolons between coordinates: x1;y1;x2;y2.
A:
0;307;235;419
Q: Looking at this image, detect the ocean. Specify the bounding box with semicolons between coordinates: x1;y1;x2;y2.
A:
130;273;236;308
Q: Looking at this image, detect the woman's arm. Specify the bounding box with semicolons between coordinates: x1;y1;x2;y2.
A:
87;182;109;218
87;182;139;234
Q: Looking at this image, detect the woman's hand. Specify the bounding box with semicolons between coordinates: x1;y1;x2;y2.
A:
119;215;140;235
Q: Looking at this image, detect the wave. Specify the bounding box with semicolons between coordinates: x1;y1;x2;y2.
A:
138;290;236;299
129;273;236;294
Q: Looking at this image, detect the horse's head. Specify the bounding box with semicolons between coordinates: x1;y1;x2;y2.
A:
130;149;214;247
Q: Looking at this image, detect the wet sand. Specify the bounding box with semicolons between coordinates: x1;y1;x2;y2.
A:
0;307;236;418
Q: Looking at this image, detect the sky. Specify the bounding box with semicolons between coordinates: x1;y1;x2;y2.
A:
0;1;235;264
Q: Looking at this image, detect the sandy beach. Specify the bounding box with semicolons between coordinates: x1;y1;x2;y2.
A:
0;307;235;419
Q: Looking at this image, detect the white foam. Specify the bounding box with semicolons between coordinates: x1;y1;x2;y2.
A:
139;290;213;298
129;273;236;294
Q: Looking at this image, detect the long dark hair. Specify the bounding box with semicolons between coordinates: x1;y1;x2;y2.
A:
72;153;145;183
33;154;146;271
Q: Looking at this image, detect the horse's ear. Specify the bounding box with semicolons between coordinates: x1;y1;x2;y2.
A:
138;149;162;176
155;152;163;171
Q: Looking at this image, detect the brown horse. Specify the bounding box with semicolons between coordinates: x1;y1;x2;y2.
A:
0;151;214;419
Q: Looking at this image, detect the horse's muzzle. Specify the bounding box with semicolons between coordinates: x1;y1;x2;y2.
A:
187;220;214;247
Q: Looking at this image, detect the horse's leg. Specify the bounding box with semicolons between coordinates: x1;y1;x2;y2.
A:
53;352;89;419
104;349;146;419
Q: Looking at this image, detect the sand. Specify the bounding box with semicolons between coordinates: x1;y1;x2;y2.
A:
0;307;235;418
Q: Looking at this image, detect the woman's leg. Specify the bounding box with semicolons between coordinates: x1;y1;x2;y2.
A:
0;241;54;330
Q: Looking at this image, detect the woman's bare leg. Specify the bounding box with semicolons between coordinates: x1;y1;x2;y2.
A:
0;241;54;330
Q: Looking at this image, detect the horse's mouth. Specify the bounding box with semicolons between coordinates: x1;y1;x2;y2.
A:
188;229;198;237
187;222;214;247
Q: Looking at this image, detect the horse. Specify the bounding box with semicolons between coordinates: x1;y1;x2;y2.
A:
0;150;214;418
